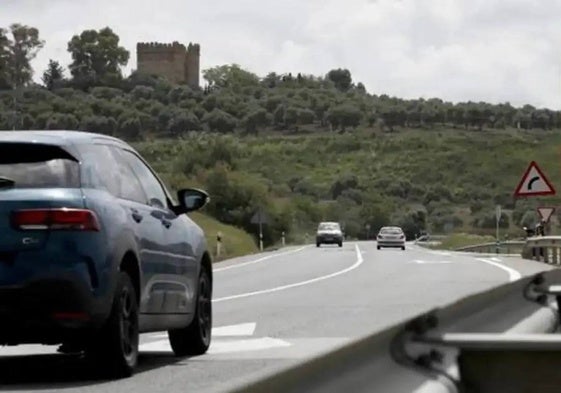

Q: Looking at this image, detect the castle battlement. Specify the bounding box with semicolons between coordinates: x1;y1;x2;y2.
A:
137;41;188;51
187;43;200;54
136;40;200;88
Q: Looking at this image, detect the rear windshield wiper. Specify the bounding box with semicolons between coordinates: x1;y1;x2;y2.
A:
0;176;16;188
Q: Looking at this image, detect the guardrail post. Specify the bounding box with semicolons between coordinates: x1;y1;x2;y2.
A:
553;247;558;265
282;231;286;247
543;246;549;264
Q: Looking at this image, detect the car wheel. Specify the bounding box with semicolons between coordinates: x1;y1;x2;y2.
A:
377;246;381;250
338;242;343;247
401;246;406;251
169;266;212;356
316;243;321;248
86;271;139;379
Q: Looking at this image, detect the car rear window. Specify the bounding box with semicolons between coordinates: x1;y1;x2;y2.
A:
319;223;340;230
0;143;80;188
381;228;403;234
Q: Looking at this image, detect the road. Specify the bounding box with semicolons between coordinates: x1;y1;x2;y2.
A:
0;241;552;393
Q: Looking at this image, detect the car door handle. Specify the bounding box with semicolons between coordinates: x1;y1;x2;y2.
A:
131;209;143;223
161;219;171;229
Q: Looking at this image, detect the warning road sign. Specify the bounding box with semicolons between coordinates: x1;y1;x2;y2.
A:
514;161;556;197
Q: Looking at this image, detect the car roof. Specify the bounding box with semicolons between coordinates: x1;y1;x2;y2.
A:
381;226;403;230
0;130;130;148
319;222;340;225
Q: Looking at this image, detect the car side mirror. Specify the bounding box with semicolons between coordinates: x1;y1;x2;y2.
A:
175;188;210;214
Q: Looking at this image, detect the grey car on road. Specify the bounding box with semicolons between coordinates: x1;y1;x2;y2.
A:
316;222;343;247
377;226;406;250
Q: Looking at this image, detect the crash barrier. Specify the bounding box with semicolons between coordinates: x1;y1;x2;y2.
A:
454;241;526;255
230;269;561;393
524;236;561;265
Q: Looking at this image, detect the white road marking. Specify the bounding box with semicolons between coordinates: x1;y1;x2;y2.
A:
477;258;522;282
140;337;291;355
213;244;364;303
429;251;452;256
213;246;310;272
147;322;257;340
411;259;454;264
212;322;257;337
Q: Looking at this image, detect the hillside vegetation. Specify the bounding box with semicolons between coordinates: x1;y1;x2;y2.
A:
189;212;258;261
1;24;561;245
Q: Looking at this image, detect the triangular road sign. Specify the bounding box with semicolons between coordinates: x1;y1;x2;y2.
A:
537;207;556;223
514;161;556;197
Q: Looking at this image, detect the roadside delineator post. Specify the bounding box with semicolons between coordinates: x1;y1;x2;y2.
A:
282;231;286;247
216;231;222;258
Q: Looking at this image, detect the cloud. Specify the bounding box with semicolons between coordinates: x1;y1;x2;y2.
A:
1;0;560;109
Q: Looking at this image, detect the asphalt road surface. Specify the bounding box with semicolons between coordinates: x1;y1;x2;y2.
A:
0;241;552;393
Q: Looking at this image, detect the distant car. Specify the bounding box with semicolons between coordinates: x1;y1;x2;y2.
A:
377;226;406;250
0;130;213;378
316;222;343;247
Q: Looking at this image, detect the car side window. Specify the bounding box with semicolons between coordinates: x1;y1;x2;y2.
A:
116;148;168;209
79;144;147;204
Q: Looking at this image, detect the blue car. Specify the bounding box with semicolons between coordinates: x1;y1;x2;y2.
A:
0;130;213;378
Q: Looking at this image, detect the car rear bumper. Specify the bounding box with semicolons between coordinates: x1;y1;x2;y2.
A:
317;236;343;244
377;240;406;247
0;277;108;345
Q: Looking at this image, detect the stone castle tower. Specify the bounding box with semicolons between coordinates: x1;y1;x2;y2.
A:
136;41;200;88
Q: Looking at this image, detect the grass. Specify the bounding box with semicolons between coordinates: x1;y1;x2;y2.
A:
189;212;259;262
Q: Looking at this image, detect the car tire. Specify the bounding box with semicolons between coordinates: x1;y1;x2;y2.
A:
338;242;343;247
377;246;381;250
316;243;321;248
401;246;406;251
86;271;139;379
169;266;212;357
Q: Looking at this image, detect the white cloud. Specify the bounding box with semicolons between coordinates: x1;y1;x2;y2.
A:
1;0;560;109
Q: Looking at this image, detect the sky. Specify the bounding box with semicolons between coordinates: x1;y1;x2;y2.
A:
2;0;561;109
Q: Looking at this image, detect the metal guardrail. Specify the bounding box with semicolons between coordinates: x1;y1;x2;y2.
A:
524;236;561;264
230;270;561;393
455;241;526;254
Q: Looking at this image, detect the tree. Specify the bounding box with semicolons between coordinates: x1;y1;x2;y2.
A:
326;68;352;91
67;27;129;85
202;64;260;90
42;60;65;90
1;24;45;89
0;28;10;89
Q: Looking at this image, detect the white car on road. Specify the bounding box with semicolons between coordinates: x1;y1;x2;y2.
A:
377;226;406;250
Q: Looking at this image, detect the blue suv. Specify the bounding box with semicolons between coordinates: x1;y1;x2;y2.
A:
0;130;213;378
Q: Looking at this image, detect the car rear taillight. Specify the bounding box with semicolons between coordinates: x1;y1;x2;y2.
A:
11;208;100;231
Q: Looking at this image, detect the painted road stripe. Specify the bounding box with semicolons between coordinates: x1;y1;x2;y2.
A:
213;244;364;303
214;246;310;272
477;258;522;282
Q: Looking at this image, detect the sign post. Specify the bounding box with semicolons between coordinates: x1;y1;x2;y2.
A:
495;205;501;254
251;208;270;252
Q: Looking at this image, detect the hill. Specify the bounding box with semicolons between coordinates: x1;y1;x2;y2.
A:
2;29;561;245
133;127;561;244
